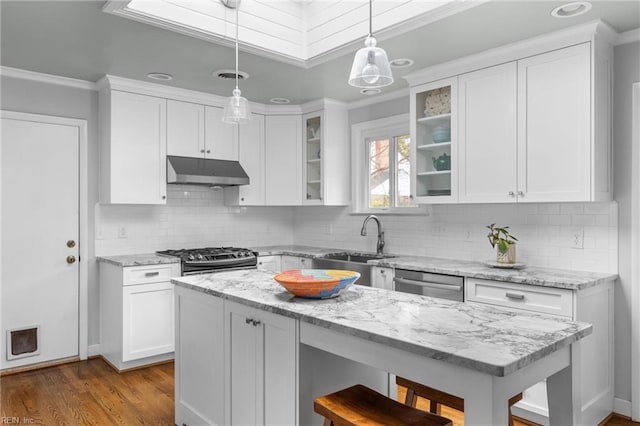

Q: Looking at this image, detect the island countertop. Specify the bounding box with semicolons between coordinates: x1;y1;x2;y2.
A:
172;269;592;377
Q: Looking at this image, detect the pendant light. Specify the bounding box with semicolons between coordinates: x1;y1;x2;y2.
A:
222;0;251;124
348;0;393;89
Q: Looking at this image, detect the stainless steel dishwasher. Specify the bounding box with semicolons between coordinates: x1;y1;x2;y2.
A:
393;269;464;302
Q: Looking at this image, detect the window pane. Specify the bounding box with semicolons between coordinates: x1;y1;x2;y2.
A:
368;138;390;208
396;134;412;207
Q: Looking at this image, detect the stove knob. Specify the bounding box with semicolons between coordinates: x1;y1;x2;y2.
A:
188;254;195;261
239;251;245;257
196;254;203;260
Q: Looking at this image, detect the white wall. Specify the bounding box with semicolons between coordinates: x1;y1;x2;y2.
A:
95;185;294;256
612;40;640;406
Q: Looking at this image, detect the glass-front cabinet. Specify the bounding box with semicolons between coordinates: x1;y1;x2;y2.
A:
410;77;458;203
303;113;322;204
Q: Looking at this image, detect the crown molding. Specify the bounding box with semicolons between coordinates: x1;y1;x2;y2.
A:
615;28;640;46
346;87;409;110
0;66;97;91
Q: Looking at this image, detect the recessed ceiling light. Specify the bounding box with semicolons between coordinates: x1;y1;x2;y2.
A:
146;72;173;81
360;88;382;96
551;2;592;18
269;98;290;104
214;69;249;80
390;58;414;68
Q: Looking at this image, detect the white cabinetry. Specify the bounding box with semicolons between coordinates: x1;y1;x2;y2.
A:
166;100;238;160
302;102;349;205
281;255;311;271
371;267;394;290
99;88;167;204
265;115;303;205
466;278;614;425
257;255;282;273
174;285;225;426
410;78;457;204
225;300;298;426
100;262;180;371
458;62;518;203
225;113;266;206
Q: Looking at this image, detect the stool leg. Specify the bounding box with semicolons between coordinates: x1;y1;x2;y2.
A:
508;407;514;426
429;400;441;415
405;388;418;407
323;419;333;426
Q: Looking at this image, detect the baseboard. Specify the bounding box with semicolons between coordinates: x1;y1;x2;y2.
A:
614;397;632;417
0;356;80;376
87;344;101;358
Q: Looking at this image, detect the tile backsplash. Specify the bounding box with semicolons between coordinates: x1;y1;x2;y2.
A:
292;202;618;273
95;185;294;256
95;187;617;274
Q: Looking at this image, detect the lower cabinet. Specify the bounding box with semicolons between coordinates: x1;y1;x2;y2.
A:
257;255;282;272
371;266;394;290
466;277;614;425
175;288;298;426
225;301;298;425
100;262;180;371
281;255;311;271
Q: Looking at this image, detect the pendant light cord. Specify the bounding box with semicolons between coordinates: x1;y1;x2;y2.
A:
235;4;239;91
369;0;372;37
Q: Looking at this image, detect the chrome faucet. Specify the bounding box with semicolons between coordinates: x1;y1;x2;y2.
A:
360;215;385;255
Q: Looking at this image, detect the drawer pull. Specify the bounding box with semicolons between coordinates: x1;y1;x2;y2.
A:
505;292;525;300
145;271;160;277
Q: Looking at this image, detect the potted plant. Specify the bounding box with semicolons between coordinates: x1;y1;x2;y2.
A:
486;223;518;264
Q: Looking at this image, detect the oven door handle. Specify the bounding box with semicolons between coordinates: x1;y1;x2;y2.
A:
393;277;463;292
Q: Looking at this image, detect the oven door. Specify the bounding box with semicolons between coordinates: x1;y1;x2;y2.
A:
393;269;464;302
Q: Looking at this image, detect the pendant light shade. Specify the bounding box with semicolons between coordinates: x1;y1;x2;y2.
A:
222;0;251;124
348;0;393;89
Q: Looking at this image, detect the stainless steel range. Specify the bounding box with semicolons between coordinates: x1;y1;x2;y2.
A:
157;247;257;275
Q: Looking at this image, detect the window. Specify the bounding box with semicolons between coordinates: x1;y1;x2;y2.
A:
352;114;422;214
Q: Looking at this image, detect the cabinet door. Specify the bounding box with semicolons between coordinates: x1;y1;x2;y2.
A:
205;106;239;160
108;90;167;204
265;115;302;205
458;62;518;203
257;255;281;272
371;267;394;290
174;287;225;426
281;255;302;271
226;301;297;426
122;282;174;361
303;112;322;205
167;100;205;157
237;113;265;204
517;43;591;202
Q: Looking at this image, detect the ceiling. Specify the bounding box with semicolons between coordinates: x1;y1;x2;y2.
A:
1;1;639;105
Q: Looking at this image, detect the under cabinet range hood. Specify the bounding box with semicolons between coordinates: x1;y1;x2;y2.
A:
167;155;250;187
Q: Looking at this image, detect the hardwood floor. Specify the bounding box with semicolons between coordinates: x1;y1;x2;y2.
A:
0;358;174;425
1;359;637;425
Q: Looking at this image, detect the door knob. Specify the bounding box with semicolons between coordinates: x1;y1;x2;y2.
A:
67;240;76;248
66;255;76;264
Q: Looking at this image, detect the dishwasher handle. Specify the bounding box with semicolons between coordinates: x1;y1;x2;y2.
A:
393;277;463;292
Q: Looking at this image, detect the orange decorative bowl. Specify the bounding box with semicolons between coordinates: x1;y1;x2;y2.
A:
274;269;360;299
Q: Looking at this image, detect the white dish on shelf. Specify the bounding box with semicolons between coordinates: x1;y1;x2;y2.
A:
484;261;526;269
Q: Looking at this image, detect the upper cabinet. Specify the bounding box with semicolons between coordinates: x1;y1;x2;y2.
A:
167;99;238;161
410;77;458;204
99;88;167;204
407;23;613;204
302;101;350;206
265;115;303;206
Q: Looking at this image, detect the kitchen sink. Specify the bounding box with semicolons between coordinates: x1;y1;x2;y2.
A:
312;252;396;287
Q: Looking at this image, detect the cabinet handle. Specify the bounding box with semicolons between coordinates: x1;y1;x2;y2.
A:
245;318;261;327
206;150;211;154
241;198;245;202
379;270;385;275
508;191;515;198
145;271;160;277
518;191;525;197
505;292;525;300
162;195;166;200
200;149;205;153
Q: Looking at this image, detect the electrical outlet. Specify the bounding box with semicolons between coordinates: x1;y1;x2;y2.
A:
327;224;333;235
570;227;584;249
118;226;127;239
431;224;446;236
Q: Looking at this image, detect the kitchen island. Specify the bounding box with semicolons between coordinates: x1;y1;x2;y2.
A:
173;269;592;426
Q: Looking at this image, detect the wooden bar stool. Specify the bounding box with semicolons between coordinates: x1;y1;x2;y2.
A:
396;376;523;426
314;384;453;426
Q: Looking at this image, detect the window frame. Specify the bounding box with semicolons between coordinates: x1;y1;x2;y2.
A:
351;113;427;215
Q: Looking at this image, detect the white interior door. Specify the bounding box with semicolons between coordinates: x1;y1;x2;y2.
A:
1;116;80;369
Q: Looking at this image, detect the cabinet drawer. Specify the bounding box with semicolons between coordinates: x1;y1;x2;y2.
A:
123;264;180;286
466;278;573;317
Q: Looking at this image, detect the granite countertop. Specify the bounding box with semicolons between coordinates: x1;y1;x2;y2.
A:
172;269;592;377
252;245;617;291
97;253;179;267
